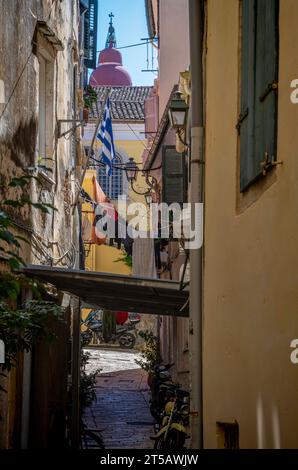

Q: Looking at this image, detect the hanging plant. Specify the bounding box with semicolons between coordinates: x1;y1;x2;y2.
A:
114;250;132;268
83;85;97;110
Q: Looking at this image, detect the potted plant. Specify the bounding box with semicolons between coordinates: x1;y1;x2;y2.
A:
135;330;160;388
83;85;97;123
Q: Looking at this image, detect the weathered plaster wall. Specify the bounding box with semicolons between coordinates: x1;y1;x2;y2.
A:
0;0;81;448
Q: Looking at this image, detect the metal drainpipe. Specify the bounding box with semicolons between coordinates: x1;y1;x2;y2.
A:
188;0;204;449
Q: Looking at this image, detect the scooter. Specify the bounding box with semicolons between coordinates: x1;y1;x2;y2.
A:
149;363;178;423
88;317;139;349
151;388;190;450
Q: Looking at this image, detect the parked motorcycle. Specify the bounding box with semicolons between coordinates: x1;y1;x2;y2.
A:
81;310;102;347
151;388;190;450
83;311;139;349
149;363;178;423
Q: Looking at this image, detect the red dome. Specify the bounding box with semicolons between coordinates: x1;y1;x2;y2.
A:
90;65;132;87
98;47;122;65
90;45;132;87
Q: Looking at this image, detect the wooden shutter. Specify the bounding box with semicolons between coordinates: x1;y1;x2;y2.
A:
254;0;279;175
239;0;279;192
162;146;186;205
84;0;98;70
239;0;256;191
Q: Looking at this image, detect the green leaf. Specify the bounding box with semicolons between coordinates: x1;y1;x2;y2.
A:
0;230;21;247
3;200;23;209
8;175;39;187
7;258;21;269
0;211;10;228
6;251;24;264
14;235;30;245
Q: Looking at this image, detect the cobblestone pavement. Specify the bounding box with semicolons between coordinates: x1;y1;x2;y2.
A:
83;348;154;449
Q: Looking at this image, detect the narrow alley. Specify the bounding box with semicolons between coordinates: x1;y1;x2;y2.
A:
2;0;298;460
83;348;154;449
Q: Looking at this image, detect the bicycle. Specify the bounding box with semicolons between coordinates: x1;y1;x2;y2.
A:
80;419;105;449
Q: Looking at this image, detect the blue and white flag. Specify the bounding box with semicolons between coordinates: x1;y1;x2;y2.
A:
97;97;115;176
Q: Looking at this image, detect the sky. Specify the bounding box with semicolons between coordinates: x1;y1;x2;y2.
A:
95;0;157;86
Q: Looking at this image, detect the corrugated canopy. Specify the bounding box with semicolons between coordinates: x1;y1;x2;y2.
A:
19;266;189;317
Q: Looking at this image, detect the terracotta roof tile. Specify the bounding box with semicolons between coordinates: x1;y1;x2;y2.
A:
89;86;153;121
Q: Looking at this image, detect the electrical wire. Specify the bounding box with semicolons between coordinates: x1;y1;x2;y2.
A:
0;0;59;124
88;153;162;172
0;52;33;123
9;215;76;268
125;122;148;149
96;42;147;53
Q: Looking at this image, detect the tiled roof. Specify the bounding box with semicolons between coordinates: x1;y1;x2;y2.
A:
89;86;153;121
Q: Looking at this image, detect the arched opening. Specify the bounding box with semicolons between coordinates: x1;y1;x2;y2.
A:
98;153;123;199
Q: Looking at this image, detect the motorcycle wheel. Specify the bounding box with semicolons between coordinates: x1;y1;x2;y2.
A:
154;429;186;450
118;332;135;349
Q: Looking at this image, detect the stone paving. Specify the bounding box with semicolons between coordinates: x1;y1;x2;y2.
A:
83;348;154;449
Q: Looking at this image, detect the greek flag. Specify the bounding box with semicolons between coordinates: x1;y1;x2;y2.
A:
97;97;115;176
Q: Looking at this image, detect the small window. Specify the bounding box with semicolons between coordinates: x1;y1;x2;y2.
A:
38;54;47;163
71;65;78;168
0;79;5;105
98;153;123;199
36;31;56;174
216;421;239;449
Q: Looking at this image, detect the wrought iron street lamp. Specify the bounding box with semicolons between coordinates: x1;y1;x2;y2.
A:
168;91;189;147
168;91;188;130
124;157;138;182
124;157;158;196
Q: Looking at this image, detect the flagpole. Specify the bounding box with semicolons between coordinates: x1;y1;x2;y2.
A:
72;87;111;214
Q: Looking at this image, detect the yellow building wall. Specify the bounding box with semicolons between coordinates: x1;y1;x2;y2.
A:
203;0;298;448
82;135;148;275
81;127;149;327
82;168;132;275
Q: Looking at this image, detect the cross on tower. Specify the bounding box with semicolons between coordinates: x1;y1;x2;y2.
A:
109;12;114;25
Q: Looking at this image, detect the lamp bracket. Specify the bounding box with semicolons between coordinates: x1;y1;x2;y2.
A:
57;119;85;138
177;129;189;148
130;174;158;196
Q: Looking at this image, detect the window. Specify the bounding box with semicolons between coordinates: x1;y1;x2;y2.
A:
38;55;46;162
71;65;78;168
216;421;239;449
98;153;123;199
83;0;98;70
238;0;279;192
37;38;55;173
0;79;5;106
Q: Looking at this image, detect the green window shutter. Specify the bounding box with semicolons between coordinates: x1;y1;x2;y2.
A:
84;0;98;70
254;0;279;174
162;146;186;205
239;0;279;192
239;0;256;191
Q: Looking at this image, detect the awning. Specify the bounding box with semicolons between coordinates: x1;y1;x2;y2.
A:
19;265;189;317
